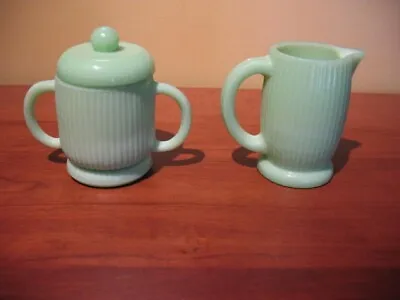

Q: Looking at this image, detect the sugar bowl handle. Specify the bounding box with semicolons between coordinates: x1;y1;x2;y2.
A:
153;82;192;152
23;80;61;148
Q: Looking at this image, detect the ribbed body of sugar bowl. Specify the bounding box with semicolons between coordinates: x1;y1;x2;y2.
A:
24;26;192;187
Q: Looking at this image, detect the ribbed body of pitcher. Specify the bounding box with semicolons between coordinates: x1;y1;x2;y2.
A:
261;50;354;171
55;78;156;170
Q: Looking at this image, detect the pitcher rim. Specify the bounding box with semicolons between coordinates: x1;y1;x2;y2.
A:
269;41;348;63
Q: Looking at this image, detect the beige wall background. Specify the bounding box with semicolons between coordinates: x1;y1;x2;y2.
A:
1;0;399;93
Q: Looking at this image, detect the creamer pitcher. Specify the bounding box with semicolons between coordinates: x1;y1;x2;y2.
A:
221;41;364;188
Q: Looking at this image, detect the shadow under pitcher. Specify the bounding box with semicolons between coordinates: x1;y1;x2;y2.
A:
221;41;364;188
23;26;192;188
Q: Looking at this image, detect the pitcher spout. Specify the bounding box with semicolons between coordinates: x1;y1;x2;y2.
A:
337;47;365;73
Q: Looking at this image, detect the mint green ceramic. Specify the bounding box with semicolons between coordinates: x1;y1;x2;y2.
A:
221;41;364;189
23;26;192;188
56;26;155;88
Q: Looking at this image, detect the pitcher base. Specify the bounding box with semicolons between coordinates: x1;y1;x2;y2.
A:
67;156;153;188
257;156;333;189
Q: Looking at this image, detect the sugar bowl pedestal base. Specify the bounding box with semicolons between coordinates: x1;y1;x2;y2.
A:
66;156;153;188
257;155;334;189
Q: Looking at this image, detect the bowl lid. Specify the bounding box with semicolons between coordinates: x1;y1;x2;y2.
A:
56;26;155;88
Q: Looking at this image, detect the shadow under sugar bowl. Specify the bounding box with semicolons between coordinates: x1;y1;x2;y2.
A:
24;26;192;188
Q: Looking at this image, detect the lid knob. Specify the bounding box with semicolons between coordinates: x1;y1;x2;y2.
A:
90;26;119;52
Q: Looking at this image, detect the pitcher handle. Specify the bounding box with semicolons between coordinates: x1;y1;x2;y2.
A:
221;56;273;153
23;80;61;148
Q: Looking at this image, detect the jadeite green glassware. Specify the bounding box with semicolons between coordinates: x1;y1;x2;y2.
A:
23;26;192;188
56;26;155;88
221;41;364;189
